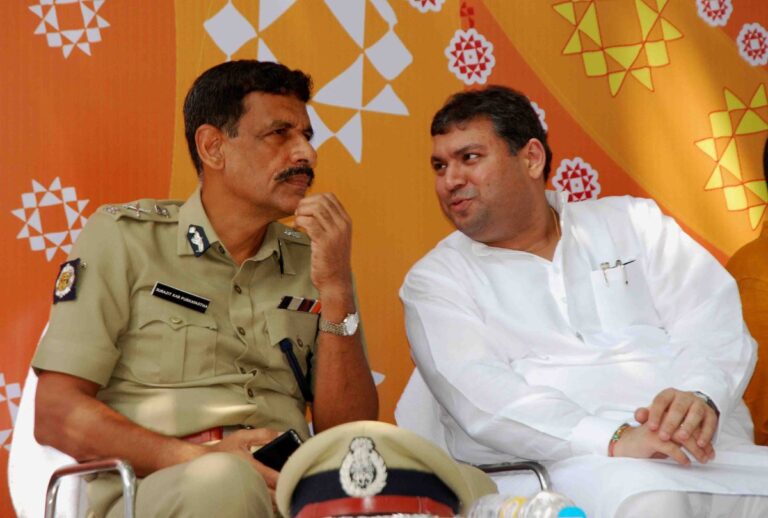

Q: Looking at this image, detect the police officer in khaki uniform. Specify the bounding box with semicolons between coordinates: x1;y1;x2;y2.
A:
32;60;378;517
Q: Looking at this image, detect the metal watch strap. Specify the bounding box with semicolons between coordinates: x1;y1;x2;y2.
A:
319;312;358;336
318;318;346;335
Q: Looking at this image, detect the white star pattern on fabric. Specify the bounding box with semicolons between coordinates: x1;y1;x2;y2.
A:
0;372;22;452
738;23;768;66
311;0;412;162
445;28;496;85
29;0;110;58
531;101;548;133
11;177;89;262
203;0;411;164
696;0;733;27
552;157;602;202
408;0;445;14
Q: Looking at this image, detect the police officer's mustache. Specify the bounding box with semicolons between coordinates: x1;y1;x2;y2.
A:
276;166;315;186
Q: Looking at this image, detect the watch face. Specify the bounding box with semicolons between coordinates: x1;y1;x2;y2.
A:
343;313;360;335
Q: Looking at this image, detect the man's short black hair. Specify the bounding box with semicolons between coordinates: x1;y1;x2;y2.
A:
431;85;553;180
183;60;313;174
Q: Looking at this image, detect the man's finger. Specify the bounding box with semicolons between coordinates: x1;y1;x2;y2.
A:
696;408;719;450
658;439;690;466
635;407;649;424
657;392;692;440
673;403;706;442
692;429;716;460
647;389;675;431
678;435;709;464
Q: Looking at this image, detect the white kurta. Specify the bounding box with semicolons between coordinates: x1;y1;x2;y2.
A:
400;193;768;517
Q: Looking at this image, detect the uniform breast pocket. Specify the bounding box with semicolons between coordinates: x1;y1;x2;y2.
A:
128;299;218;383
264;308;318;386
589;259;662;332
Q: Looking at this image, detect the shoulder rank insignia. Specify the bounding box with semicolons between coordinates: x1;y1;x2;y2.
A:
187;225;210;257
53;258;80;303
283;228;303;239
340;437;388;497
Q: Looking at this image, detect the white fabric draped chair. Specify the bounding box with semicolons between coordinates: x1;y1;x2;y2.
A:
8;335;136;518
394;368;551;494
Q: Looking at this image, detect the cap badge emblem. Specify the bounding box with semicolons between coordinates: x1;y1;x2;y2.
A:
339;437;387;497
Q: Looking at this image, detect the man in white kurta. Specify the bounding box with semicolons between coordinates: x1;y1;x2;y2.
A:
400;86;768;517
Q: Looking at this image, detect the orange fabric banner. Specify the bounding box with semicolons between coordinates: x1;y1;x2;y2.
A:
2;1;767;514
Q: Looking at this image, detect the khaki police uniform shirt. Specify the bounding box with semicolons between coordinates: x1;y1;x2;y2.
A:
32;186;352;440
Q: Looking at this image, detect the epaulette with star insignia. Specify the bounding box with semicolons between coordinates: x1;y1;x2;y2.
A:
276;222;310;246
102;199;182;222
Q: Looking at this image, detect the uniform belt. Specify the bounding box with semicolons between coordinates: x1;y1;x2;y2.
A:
181;426;244;444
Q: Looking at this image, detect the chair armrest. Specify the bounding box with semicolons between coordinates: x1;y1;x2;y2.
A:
474;461;551;492
45;458;136;518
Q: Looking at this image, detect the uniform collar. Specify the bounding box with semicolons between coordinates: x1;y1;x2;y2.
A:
254;221;296;275
177;185;293;273
178;185;222;256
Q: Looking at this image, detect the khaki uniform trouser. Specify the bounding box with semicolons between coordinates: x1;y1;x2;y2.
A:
87;452;273;518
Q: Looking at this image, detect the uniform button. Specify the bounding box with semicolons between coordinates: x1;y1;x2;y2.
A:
234;284;242;294
170;317;182;324
237;326;246;336
218;245;226;254
239;366;246;374
247;389;254;398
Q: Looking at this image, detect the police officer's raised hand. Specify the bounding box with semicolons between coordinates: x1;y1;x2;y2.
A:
294;193;353;298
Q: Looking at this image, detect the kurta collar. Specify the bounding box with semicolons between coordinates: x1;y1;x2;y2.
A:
469;190;568;256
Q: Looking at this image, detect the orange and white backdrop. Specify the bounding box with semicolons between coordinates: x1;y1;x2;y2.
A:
1;0;766;512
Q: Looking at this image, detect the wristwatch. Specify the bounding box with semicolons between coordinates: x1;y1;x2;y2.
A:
319;312;359;336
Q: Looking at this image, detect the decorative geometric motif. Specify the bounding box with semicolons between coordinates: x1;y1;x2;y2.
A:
29;0;110;58
696;0;733;27
695;85;768;228
203;1;411;163
737;23;768;67
408;0;445;13
531;101;548;133
11;177;89;261
312;0;412;163
0;372;22;452
445;28;496;85
552;157;601;202
552;0;683;96
204;1;258;60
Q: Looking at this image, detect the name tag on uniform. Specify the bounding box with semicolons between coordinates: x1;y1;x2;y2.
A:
151;282;210;313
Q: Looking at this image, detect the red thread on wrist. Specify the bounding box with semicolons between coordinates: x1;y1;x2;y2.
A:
608;423;631;457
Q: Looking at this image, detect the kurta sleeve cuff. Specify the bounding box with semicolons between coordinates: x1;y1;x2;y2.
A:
570;416;628;456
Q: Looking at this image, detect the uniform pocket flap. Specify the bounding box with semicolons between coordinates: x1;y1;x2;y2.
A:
138;298;217;331
265;307;318;348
